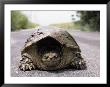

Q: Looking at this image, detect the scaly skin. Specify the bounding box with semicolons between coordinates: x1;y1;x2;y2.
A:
19;53;35;71
71;52;87;70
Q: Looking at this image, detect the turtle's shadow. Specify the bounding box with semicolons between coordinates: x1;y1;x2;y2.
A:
47;68;76;73
45;67;87;74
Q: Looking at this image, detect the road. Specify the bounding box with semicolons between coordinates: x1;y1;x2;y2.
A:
11;27;100;77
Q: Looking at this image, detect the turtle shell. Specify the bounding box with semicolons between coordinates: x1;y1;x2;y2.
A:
21;27;81;54
20;27;82;70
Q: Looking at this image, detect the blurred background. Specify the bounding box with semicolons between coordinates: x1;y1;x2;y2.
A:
11;11;100;32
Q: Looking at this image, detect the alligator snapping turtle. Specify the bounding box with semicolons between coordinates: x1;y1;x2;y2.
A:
19;27;86;71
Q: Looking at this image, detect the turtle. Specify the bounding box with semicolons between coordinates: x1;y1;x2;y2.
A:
19;27;87;71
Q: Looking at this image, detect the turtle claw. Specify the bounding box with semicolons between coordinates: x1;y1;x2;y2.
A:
19;63;35;71
19;54;35;71
71;58;87;70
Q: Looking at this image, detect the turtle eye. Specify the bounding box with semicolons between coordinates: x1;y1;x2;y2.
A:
54;55;57;58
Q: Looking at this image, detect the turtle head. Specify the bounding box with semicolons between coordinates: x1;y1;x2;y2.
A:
41;51;61;67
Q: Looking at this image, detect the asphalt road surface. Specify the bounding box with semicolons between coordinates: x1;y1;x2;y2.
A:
11;26;100;77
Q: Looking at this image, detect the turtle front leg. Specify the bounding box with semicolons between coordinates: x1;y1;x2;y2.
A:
71;53;87;70
19;53;36;71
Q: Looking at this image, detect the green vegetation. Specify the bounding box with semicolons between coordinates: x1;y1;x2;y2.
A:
11;11;39;31
78;11;100;31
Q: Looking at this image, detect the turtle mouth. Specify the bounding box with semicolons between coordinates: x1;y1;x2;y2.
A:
36;36;62;67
